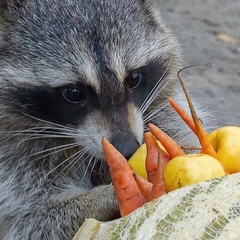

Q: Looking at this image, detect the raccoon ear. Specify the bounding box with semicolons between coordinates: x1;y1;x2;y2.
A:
0;0;24;10
0;0;24;35
138;0;163;28
0;0;24;23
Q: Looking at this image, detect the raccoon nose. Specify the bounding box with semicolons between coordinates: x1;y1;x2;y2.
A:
111;137;140;160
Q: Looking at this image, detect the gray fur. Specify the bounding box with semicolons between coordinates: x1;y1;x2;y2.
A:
0;0;211;239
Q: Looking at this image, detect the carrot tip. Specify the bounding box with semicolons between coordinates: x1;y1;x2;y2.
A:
148;123;185;158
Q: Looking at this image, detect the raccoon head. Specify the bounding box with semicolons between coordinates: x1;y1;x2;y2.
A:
0;0;181;165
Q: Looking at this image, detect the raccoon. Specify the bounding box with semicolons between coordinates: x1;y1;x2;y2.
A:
0;0;209;239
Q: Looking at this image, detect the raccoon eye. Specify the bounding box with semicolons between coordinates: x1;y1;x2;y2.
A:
126;70;142;90
61;85;86;104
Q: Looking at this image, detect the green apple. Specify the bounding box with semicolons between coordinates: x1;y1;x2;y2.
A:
163;154;225;192
208;126;240;174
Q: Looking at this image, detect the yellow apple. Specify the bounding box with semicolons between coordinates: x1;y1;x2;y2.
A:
208;126;240;174
163;154;225;192
129;141;166;179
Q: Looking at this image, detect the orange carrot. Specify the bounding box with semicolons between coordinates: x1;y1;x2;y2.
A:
145;132;167;201
102;136;168;216
177;69;218;159
148;123;185;158
102;138;146;217
133;133;167;202
144;132;169;182
133;173;152;199
149;156;166;201
168;97;197;135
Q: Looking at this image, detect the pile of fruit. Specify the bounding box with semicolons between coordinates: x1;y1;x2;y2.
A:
102;69;240;218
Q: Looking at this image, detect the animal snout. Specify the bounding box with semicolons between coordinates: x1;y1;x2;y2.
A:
111;136;140;160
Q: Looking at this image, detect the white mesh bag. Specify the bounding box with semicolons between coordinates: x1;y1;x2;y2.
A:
73;173;240;240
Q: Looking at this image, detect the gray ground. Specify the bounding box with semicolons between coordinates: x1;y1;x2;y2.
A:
157;0;240;126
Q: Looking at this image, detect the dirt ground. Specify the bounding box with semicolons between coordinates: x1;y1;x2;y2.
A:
157;0;240;126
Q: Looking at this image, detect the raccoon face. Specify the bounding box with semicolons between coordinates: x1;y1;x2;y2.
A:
0;0;181;161
6;58;168;160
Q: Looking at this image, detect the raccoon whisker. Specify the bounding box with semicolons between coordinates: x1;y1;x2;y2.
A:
69;154;95;183
17;134;79;144
140;61;171;114
86;153;100;176
89;155;108;183
79;152;98;184
140;77;164;114
12;131;79;137
14;109;77;132
1;127;79;141
28;142;81;159
15;130;49;147
25;125;77;132
22;126;77;134
55;153;83;180
143;104;165;124
61;149;94;181
49;146;91;180
16;135;68;149
141;78;166;118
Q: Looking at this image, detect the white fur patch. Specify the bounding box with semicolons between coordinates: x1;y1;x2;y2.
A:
127;103;144;144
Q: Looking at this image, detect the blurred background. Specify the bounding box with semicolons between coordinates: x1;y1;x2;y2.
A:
157;0;240;126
